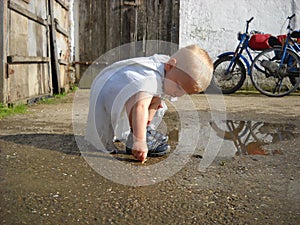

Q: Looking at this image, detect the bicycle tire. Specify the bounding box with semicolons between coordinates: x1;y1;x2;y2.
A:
250;47;300;97
212;56;246;94
289;72;300;91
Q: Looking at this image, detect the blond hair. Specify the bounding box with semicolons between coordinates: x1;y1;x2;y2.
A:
171;44;213;92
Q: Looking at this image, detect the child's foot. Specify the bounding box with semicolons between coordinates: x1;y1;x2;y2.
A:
126;142;170;157
147;143;170;157
126;131;170;157
146;126;169;144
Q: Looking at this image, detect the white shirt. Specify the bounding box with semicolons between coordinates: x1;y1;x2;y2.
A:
85;54;169;150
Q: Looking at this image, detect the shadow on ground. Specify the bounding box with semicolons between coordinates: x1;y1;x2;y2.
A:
0;133;81;156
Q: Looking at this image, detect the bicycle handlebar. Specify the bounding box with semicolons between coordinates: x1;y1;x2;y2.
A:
245;17;254;33
287;14;295;20
247;17;254;23
287;14;296;33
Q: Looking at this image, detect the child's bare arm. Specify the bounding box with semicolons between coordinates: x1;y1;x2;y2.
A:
126;92;153;162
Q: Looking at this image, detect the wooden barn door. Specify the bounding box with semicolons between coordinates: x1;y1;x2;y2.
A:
6;0;52;103
121;0;179;56
48;0;73;94
76;0;179;87
1;0;72;104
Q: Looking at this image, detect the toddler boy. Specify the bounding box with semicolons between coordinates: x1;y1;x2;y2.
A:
85;44;213;163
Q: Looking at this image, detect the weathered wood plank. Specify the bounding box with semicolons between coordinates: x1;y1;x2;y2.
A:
0;0;8;103
8;63;52;102
49;0;61;93
121;0;139;57
123;0;141;7
8;0;48;26
55;0;69;11
106;0;122;51
142;0;179;55
54;18;69;37
58;59;68;65
3;0;71;104
52;0;72;95
79;0;107;76
77;0;180;85
7;55;50;64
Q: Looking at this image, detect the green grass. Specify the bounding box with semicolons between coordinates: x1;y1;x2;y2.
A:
0;102;28;119
0;85;78;119
0;86;78;119
234;89;261;95
38;86;77;104
38;92;67;104
0;94;65;119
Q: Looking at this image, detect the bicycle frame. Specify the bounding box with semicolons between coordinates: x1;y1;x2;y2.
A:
218;50;253;75
250;14;300;74
276;14;300;75
249;13;300;97
217;17;255;75
287;37;300;52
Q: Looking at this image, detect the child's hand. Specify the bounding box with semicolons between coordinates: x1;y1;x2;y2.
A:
132;141;148;163
132;149;147;163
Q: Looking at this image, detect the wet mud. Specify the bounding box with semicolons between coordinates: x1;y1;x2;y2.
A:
0;91;299;224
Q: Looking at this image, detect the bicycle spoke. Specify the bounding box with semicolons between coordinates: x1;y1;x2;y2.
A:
250;47;300;97
273;79;283;94
212;56;246;94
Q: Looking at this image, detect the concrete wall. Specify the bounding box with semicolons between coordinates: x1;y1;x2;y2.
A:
179;0;300;60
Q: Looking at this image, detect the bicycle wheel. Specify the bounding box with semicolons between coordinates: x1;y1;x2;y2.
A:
289;71;300;91
212;56;246;94
250;47;300;97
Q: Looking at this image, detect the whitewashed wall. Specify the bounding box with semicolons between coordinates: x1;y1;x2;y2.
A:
180;0;300;60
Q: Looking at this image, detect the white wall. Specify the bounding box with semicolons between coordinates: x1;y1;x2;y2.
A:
180;0;300;60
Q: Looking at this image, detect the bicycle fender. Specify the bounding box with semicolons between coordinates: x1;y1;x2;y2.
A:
218;52;251;74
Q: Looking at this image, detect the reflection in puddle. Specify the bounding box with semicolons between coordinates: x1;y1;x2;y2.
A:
209;120;299;157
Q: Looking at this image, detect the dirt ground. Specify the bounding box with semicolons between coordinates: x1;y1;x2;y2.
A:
0;91;300;225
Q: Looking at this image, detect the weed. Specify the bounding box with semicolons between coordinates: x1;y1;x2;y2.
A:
0;103;28;119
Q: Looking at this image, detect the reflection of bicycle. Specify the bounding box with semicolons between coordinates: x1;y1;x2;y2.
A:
210;17;266;94
250;14;300;97
210;120;296;156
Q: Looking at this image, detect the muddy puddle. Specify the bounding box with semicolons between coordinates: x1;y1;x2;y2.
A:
110;120;299;166
209;120;299;157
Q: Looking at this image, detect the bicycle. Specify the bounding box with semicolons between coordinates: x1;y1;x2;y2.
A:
210;17;268;94
250;14;300;97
